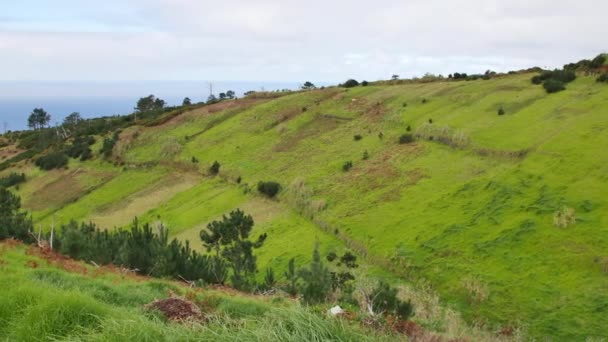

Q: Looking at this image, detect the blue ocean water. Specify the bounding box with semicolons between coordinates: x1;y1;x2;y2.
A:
0;81;304;131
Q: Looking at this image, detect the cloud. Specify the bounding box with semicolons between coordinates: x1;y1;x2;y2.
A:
0;0;606;81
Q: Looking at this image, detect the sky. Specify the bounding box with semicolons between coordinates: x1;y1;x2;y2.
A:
1;0;607;83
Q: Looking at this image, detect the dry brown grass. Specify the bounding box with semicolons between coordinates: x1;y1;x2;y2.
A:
553;206;576;228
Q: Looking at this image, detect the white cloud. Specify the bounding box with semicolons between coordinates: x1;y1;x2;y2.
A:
0;0;606;81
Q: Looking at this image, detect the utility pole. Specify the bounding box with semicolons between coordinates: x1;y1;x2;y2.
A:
208;82;214;97
2;121;7;134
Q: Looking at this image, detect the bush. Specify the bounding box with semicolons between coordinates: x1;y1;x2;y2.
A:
597;73;608;83
341;79;359;88
209;161;220;175
362;150;369;160
35;151;68;170
498;107;505;115
361;80;369;86
398;134;414;144
0;172;26;188
406;125;411;132
370;281;414;320
543;79;566;93
421;98;428;104
257;181;281;198
353;134;362;141
590;54;606;69
342;161;353;172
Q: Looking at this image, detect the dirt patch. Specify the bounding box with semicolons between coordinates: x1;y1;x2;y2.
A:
26;246;90;275
0;145;24;161
273;115;343;152
145;296;205;322
25;260;39;268
26;169;114;211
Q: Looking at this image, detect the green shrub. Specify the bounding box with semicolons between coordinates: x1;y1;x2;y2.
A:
209;161;221;175
498;107;505;115
361;80;369;86
543;79;566;93
0;172;26;188
353;134;362;141
362;150;369;160
597;73;608;83
35;151;68;170
590;54;606;69
399;134;414;144
257;181;281;198
342;161;353;172
341;79;359;88
370;281;414;320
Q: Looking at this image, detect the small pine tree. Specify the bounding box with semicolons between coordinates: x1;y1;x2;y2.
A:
298;243;332;304
342;161;353;172
209;161;220;175
498;107;505;115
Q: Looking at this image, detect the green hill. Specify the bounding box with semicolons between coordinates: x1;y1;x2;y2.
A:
2;70;608;339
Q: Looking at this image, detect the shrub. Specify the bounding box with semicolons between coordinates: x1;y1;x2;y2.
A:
402;102;408;108
361;80;369;86
543;79;566;93
209;161;220;175
406;125;411;132
428;118;433;124
341;79;359;88
35;151;68;170
342;161;353;172
362;150;369;160
0;172;26;188
590;54;606;69
597;73;608;83
191;156;199;163
421;98;428;104
370;281;414;320
398;134;414;144
257;181;281;198
498;107;505;115
353;134;362;141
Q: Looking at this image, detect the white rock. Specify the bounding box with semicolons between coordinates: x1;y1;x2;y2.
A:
328;305;344;316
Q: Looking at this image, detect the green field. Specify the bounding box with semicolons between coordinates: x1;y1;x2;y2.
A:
4;72;608;339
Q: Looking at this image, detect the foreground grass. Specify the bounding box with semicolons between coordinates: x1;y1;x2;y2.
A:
6;73;608;339
0;243;398;341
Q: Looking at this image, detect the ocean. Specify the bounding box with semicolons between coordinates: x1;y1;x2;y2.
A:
0;81;304;131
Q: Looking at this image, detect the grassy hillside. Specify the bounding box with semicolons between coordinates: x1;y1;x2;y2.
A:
0;242;403;341
3;72;608;339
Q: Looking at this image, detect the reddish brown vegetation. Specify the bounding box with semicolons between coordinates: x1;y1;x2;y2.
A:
145;296;205;322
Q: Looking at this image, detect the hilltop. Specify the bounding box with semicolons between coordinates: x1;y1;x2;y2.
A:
1;59;608;339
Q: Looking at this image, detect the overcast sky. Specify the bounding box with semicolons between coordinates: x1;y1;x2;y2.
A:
1;0;606;82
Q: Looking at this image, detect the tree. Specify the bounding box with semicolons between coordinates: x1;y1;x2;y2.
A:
207;94;218;104
63;112;82;128
226;90;236;99
284;258;298;296
341;79;359;88
301;81;316;90
182;97;192;106
543;79;566;93
590;54;606;69
135;95;165;113
0;187;34;243
219;92;227;100
298;243;332;304
209;161;220;175
257;181;281;198
200;209;267;291
27;108;51;130
391;74;399;80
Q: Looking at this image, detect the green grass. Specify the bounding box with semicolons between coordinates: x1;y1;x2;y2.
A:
8;73;608;339
0;244;397;341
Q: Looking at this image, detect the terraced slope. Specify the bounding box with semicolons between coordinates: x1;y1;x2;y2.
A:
4;72;608;339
